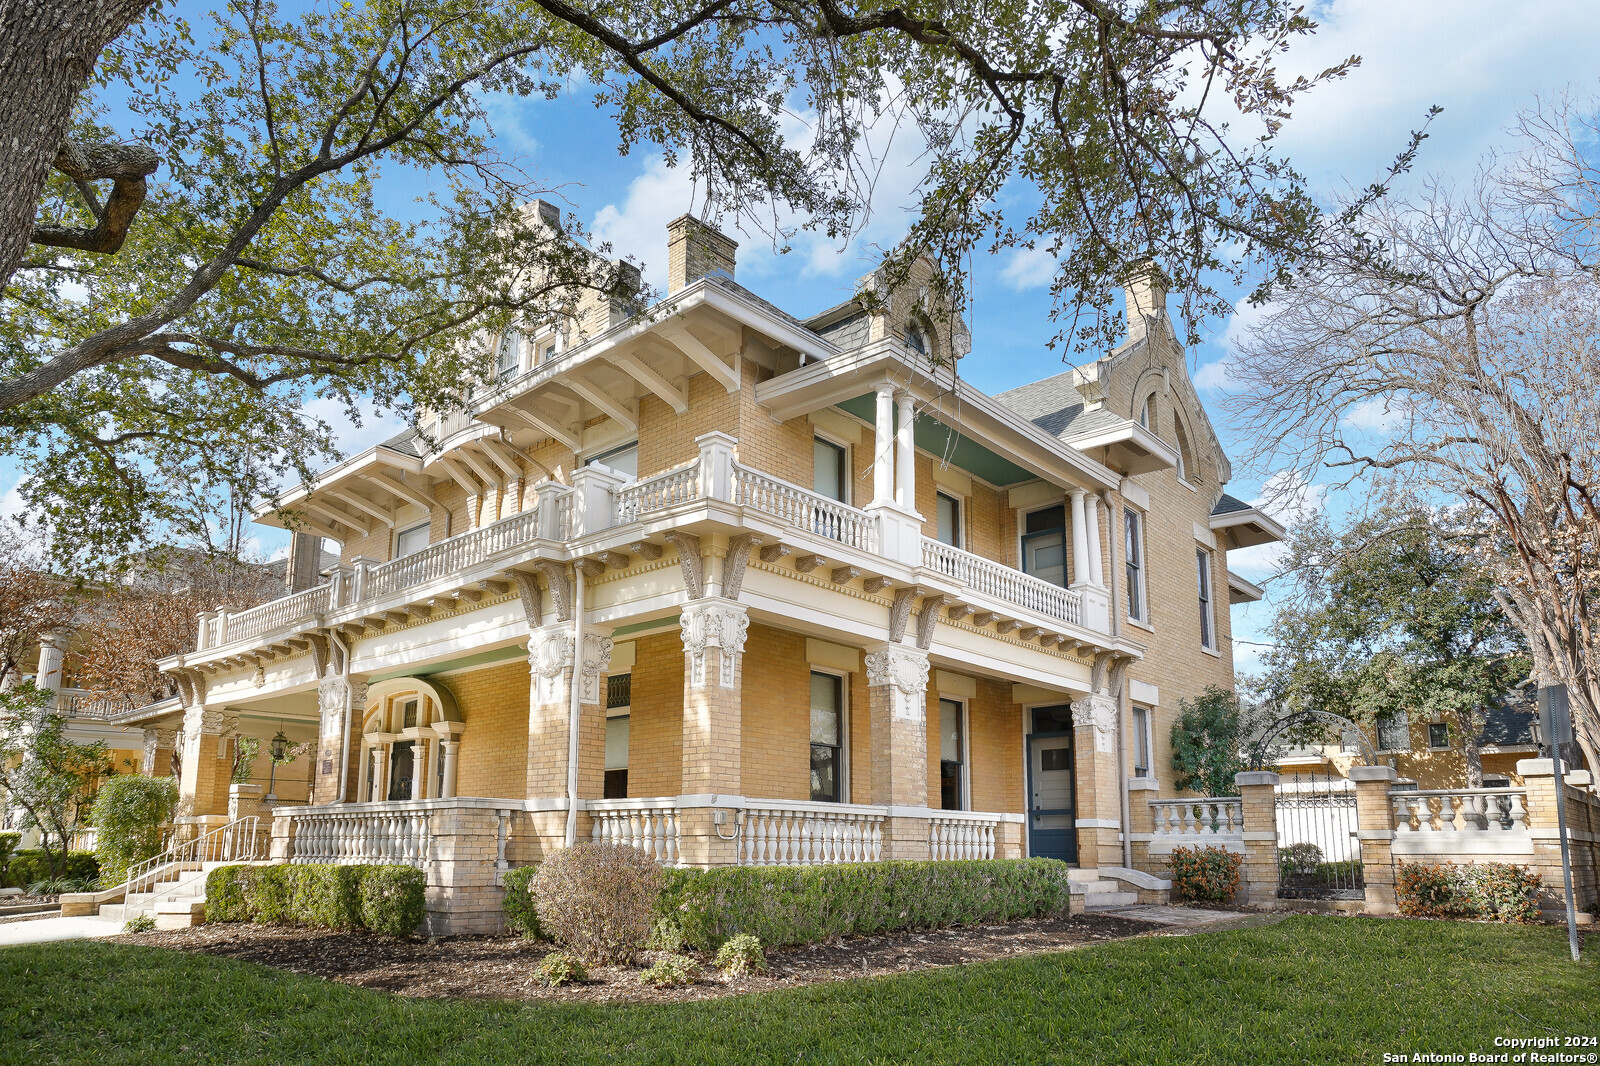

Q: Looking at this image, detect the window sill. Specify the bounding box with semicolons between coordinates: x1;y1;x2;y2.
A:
1125;617;1154;634
1200;644;1221;658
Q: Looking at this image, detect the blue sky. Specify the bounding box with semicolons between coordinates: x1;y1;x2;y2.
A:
7;0;1600;672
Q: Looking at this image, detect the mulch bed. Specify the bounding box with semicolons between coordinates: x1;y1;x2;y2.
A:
115;913;1159;1004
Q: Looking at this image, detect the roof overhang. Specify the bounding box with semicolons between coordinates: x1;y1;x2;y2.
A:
756;341;1122;492
1227;571;1266;604
1061;421;1179;476
1211;504;1287;548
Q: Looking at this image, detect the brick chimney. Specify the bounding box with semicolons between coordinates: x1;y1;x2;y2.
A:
666;215;737;294
1123;262;1170;345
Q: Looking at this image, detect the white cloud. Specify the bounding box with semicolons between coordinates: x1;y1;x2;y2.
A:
1227;469;1327;578
1193;360;1232;392
301;398;409;459
999;247;1056;292
591;157;699;292
1341;397;1404;434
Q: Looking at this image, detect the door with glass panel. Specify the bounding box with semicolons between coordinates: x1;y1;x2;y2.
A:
1026;705;1077;862
1021;505;1067;586
387;742;415;801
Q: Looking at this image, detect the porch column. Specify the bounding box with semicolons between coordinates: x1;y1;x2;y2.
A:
872;382;895;506
312;677;366;805
526;623;613;852
1068;690;1121;869
678;598;748;867
894;391;916;512
1068;489;1090;587
1084;493;1104;588
141;727;178;777
178;705;230;819
432;722;464;799
865;642;932;860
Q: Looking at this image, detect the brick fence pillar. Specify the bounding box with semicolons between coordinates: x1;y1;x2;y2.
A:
865;642;933;860
678;599;747;867
1518;759;1599;920
1350;765;1399;914
1235;771;1281;905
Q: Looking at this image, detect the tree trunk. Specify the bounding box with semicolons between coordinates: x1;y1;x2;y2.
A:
0;0;153;287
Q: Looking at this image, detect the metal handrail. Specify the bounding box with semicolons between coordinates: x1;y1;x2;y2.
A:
95;816;264;904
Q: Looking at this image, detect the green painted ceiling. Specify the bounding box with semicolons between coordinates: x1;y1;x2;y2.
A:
368;642;527;683
835;394;1037;487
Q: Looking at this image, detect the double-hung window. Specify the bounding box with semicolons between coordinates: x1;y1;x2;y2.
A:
938;697;966;810
1021;505;1068;587
1132;705;1152;778
1378;712;1411;752
495;330;521;380
394;521;430;559
936;492;962;549
809;672;844;802
1196;547;1214;649
1125;509;1147;623
813;437;848;503
1428;722;1450;749
586;441;638;481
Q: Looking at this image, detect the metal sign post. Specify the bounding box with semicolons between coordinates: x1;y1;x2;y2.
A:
1537;685;1580;963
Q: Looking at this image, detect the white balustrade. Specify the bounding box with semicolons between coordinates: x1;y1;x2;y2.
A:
615;461;702;524
221;584;331;646
731;465;878;552
922;538;1085;627
285;807;433;867
362;508;540;602
587;801;681;865
1391;788;1528;835
929;813;1000;860
739;802;884;865
1147;797;1245;854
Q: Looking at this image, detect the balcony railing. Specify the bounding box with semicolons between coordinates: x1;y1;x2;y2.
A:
53;690;133;721
359;508;540;602
928;810;1002;860
921;538;1084;627
616;461;701;524
732;465;878;552
1146;797;1245;854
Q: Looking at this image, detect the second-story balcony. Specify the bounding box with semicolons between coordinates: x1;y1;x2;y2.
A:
191;432;1124;666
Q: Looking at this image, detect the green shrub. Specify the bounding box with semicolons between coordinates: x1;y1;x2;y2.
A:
205;865;252;922
533;843;662;966
27;876;96;895
501;866;542;938
656;858;1076;951
713;933;767;977
122;914;156;933
1166;845;1242;902
358;865;426;936
4;850;98;888
640;953;702;987
0;831;19;877
1397;862;1541;922
532;951;586;987
90;775;178;883
1278;842;1324;877
205;863;425;935
646;916;685;953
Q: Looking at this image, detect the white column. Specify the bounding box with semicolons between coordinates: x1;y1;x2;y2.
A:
894;391;916;511
1084;493;1104;588
1068;489;1090;587
873;382;895;506
441;740;460;799
36;634;65;693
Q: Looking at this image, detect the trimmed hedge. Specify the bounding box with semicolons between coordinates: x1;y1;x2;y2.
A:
1396;862;1542;923
206;864;426;936
1166;845;1242;902
655;859;1077;950
3;850;99;888
501;866;542;938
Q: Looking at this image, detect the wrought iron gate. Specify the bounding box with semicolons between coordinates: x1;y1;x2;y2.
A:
1275;773;1364;900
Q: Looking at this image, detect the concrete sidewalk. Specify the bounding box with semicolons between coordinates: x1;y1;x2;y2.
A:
0;916;123;947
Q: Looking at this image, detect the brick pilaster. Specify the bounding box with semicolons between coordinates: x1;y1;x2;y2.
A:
865;642;932;860
526;624;612;843
1069;692;1122;869
1350;765;1399;914
178;706;230;818
678;599;747;866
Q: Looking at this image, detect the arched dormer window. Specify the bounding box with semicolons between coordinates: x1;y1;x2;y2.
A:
1174;417;1196;484
905;322;928;356
359;678;464;803
495;330;522;381
1139;394;1155;429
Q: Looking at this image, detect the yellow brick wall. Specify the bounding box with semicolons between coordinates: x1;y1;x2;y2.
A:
627;632;685;798
637;368;741;480
447;660;531;800
740;624;813;801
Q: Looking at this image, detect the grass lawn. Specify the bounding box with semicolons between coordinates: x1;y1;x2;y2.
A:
2;916;1595;1065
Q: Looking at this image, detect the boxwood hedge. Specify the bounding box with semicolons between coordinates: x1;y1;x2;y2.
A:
206;863;425;936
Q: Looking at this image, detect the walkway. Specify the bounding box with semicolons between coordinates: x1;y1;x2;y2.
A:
1098;904;1289;934
0;915;123;947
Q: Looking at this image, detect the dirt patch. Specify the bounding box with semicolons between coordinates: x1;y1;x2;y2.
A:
115;913;1159;1004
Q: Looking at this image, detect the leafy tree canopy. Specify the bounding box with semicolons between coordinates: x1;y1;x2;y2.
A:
1257;496;1530;782
4;0;1357;571
1169;684;1250;797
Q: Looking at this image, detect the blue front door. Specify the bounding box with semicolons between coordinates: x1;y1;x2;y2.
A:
1027;705;1077;863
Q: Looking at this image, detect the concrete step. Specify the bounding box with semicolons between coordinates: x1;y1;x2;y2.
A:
98;904;125;921
1084;891;1141;909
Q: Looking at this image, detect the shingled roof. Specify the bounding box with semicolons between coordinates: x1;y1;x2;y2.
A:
993;369;1126;440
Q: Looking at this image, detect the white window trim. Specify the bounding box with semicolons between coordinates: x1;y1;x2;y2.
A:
1124;506;1149;625
936;693;971;812
812;431;853;507
1196;546;1217;652
1016;501;1068;584
394;520;430;560
809;667;851;803
583;439;639;482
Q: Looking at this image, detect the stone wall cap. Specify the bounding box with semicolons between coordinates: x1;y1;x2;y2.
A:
1348;765;1398;783
1235;771;1280;787
1517;758;1555;777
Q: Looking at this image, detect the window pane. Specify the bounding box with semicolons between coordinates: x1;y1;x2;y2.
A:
939;699;963;763
588;443;637;480
605;715;630;771
1197;549;1213;647
936;493;961;548
809;745;839;802
1125;510;1143;621
401;699;418;729
1429;723;1449;748
1023;531;1066;586
1025;505;1065;535
395;523;429;558
813;438;846;501
1133;707;1150;775
809;673;840;746
496;331;520;378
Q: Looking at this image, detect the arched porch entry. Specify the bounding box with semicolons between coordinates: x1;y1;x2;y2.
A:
357;678;465;802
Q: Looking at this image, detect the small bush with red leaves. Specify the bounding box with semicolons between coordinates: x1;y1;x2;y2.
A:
1398;862;1542;923
1166;845;1242;902
532;842;662;966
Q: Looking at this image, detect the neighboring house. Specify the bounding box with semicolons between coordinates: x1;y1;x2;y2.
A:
1276;692;1541;790
122;210;1282;930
